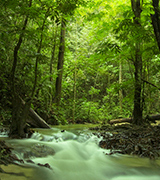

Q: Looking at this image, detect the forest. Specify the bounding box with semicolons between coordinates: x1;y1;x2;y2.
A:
0;0;160;136
1;0;160;179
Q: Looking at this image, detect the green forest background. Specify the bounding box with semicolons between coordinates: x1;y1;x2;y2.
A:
0;0;160;137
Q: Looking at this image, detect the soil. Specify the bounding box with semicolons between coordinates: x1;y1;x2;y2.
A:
91;123;160;159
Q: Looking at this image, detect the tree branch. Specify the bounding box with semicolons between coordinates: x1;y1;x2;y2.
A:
141;78;160;90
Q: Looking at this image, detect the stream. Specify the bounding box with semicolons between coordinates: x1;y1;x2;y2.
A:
0;124;160;180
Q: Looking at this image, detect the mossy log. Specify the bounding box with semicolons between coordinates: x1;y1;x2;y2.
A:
27;108;51;129
20;97;50;129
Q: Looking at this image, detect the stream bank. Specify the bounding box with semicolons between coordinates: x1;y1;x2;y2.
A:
91;123;160;159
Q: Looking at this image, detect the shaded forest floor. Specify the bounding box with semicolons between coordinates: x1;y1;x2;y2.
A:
91;122;160;159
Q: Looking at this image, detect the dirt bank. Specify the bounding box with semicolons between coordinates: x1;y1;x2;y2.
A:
91;123;160;159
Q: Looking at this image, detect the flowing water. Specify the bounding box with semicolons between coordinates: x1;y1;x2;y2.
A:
0;125;160;180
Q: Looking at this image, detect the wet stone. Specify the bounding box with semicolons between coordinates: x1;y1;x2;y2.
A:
23;144;55;159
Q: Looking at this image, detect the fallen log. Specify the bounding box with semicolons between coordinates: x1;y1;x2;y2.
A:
145;114;160;123
27;108;51;129
109;114;160;125
109;118;132;125
20;97;50;129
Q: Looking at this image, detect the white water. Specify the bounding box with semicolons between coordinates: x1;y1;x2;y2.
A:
5;128;160;180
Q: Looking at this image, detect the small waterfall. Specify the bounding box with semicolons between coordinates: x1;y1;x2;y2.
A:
4;128;160;180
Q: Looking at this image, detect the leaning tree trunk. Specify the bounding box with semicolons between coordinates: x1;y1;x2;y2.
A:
151;0;160;50
131;0;143;125
54;19;66;106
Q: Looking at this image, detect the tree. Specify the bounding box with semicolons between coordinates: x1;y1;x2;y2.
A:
151;0;160;50
54;19;66;106
1;0;160;128
9;0;53;137
131;0;143;125
9;0;33;138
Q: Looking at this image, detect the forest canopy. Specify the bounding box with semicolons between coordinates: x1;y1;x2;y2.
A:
0;0;160;137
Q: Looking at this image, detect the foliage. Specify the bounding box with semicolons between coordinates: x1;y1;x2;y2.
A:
0;0;160;126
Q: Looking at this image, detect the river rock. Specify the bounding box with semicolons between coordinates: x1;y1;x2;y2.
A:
23;144;55;159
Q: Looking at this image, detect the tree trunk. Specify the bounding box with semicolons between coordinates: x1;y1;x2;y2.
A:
31;8;50;98
131;0;143;125
49;24;58;106
72;22;78;123
72;61;77;123
54;19;66;106
50;24;58;82
10;0;32;89
119;61;123;114
9;5;50;138
133;46;143;125
10;95;28;138
9;0;32;138
151;0;160;50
